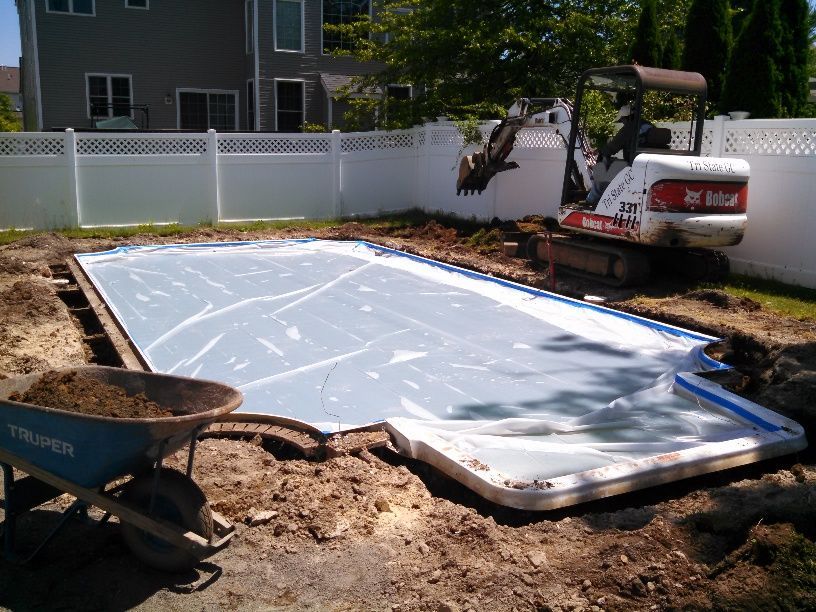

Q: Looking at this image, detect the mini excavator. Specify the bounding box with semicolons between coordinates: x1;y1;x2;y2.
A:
456;65;749;286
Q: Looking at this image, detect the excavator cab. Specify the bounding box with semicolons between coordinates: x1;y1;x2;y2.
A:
563;65;707;207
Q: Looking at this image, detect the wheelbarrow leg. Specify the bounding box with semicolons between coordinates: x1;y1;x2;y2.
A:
2;461;89;564
2;462;16;560
19;499;88;564
186;425;205;478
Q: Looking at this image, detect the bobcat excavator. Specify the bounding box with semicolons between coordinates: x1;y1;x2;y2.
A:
456;65;749;286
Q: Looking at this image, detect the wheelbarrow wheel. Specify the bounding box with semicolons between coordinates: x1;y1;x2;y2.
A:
120;468;213;572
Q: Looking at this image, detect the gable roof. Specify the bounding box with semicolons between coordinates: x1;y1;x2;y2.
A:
0;66;20;95
320;73;381;99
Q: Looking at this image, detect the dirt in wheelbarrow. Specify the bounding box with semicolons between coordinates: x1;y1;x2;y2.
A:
0;218;815;611
9;370;173;419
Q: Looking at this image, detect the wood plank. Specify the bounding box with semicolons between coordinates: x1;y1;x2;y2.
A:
67;259;147;371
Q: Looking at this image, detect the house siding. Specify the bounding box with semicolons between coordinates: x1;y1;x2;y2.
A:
257;0;382;130
22;0;383;132
34;0;247;130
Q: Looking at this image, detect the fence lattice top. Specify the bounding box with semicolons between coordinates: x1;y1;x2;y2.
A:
3;121;816;158
341;132;413;153
77;136;207;156
0;136;65;156
219;136;331;155
724;128;816;156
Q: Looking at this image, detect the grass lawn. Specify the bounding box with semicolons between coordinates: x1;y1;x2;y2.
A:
719;274;816;321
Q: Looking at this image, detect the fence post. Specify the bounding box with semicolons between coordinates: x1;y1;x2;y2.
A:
423;122;432;211
331;129;341;217
208;129;220;224
64;128;80;228
710;115;728;157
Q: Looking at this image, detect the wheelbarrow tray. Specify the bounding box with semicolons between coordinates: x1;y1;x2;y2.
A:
0;366;243;488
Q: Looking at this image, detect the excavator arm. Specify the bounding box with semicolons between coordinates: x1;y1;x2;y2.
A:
456;98;587;196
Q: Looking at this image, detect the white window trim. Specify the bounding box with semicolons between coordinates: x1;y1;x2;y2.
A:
175;88;240;131
46;0;95;16
273;0;305;53
320;0;372;56
125;0;149;9
85;73;133;119
245;0;254;54
246;79;255;131
274;78;306;132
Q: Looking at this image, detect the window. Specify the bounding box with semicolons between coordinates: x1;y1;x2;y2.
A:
275;80;304;132
177;90;238;131
322;0;370;53
47;0;94;15
247;80;255;130
245;0;254;54
275;0;303;52
387;84;411;100
86;74;132;118
125;0;148;8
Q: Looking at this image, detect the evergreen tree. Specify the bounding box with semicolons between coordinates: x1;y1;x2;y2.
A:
661;31;682;70
630;0;662;66
778;0;809;116
721;0;784;117
681;0;731;105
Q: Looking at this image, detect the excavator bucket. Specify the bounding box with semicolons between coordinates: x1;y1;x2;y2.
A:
456;151;485;195
456;149;519;196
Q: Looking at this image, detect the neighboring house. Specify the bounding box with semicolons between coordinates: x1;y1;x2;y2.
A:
810;77;816;104
15;0;383;131
0;66;23;115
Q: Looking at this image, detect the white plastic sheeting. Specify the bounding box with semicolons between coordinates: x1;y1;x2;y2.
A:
75;240;806;509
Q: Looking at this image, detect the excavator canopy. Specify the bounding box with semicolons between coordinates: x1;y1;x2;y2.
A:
580;65;707;97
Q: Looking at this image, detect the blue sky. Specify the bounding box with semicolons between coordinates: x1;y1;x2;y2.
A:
1;1;21;67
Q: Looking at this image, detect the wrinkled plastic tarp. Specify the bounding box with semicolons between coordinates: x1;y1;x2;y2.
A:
76;240;806;509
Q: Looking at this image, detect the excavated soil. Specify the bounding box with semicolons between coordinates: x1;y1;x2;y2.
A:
0;221;815;611
9;370;172;419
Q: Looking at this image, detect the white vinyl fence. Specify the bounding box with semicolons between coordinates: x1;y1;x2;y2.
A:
1;118;815;288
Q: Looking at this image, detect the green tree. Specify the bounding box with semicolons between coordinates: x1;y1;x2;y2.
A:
681;0;731;106
778;0;810;116
0;94;21;132
629;0;662;66
331;0;647;129
329;1;704;129
661;30;682;69
721;0;784;117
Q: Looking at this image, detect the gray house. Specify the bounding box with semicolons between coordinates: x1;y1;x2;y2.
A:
15;0;382;131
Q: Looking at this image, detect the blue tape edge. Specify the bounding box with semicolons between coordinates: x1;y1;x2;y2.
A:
75;238;316;259
674;374;780;432
356;240;719;344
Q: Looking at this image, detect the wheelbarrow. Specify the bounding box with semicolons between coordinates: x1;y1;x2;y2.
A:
0;365;243;571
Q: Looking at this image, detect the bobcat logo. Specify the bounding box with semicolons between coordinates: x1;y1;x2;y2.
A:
684;188;703;208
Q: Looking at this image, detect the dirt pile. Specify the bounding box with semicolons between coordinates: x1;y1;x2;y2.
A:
0;277;85;376
10;370;172;418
